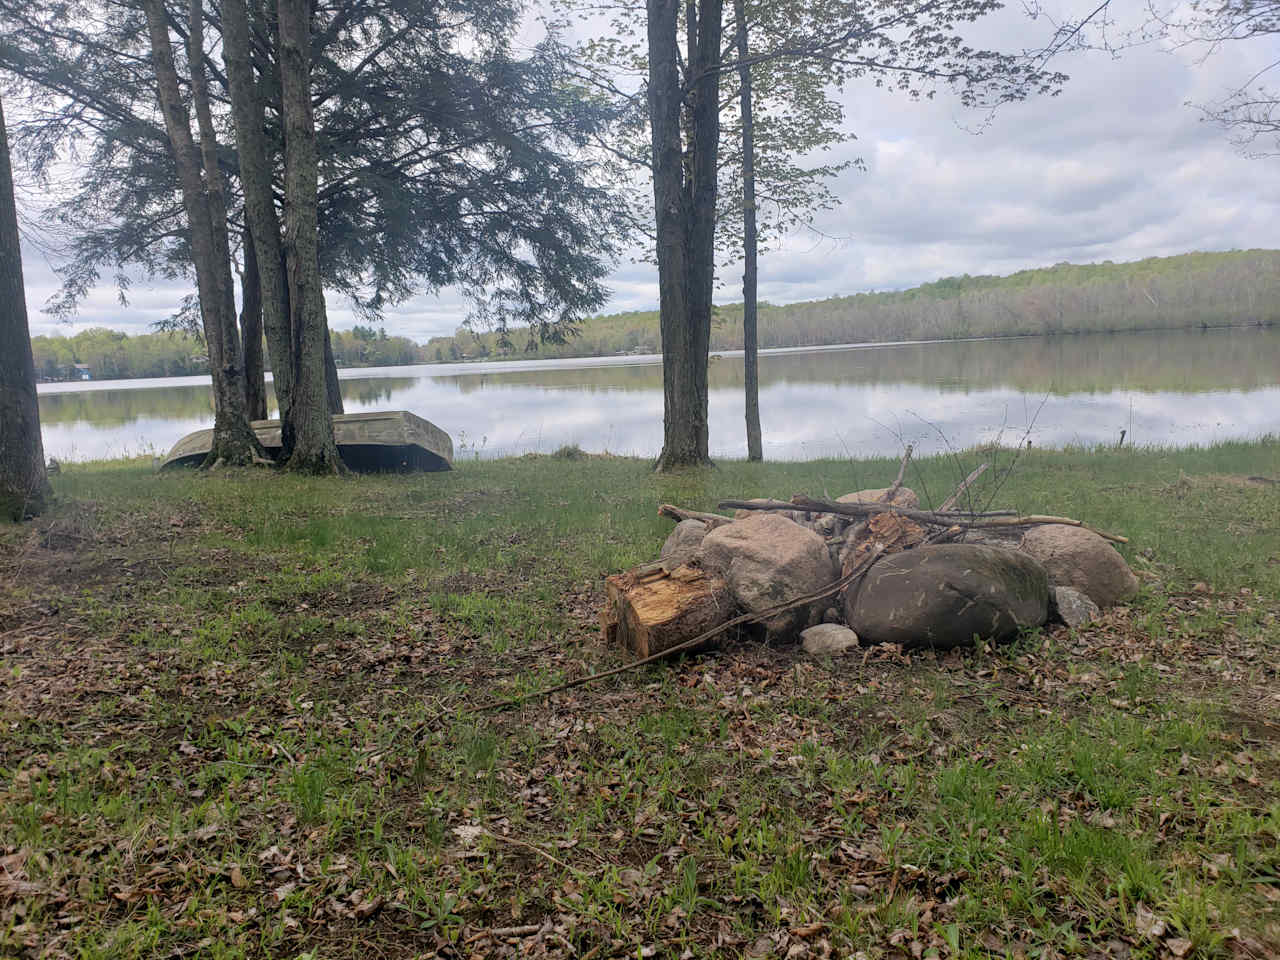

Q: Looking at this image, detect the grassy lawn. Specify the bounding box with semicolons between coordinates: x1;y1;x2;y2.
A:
1;442;1278;959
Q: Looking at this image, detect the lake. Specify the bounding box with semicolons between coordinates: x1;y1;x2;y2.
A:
35;327;1280;463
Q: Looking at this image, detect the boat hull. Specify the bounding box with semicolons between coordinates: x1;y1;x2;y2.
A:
161;411;453;472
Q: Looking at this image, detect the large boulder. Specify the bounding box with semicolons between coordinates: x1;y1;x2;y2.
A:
1018;525;1138;608
660;519;708;566
699;513;837;640
847;544;1049;649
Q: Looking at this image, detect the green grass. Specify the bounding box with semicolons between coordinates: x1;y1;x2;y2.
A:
1;442;1277;958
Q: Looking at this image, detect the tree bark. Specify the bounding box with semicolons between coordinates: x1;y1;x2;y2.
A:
222;0;295;445
240;228;268;420
734;0;762;461
648;0;723;471
324;325;344;414
277;0;343;472
0;96;50;520
143;0;263;467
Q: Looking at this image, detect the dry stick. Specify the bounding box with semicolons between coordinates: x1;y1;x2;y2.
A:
886;444;913;497
473;547;886;716
481;829;574;872
721;497;1013;521
721;496;1128;544
938;462;989;513
657;503;735;528
465;924;544;945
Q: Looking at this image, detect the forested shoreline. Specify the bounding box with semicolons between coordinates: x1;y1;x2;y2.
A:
32;248;1280;381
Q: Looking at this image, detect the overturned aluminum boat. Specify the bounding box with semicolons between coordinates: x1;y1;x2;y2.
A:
161;410;453;472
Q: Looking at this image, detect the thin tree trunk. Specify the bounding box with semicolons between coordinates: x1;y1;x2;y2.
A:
240;228;267;420
222;0;295;448
734;0;762;461
649;0;721;471
324;325;344;413
143;0;262;467
0;96;50;520
277;0;343;473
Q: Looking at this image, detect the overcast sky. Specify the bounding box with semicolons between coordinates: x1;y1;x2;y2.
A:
17;0;1280;341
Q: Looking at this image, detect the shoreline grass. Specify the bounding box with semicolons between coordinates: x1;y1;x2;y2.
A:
2;443;1277;958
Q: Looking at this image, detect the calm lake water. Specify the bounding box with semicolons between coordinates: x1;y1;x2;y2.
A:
36;327;1280;462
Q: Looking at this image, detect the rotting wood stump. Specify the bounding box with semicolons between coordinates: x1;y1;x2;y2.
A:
601;562;735;659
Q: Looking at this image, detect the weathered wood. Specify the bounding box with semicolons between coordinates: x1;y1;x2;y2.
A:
602;563;735;659
657;503;734;528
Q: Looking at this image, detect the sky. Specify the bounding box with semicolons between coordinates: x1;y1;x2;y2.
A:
16;0;1280;342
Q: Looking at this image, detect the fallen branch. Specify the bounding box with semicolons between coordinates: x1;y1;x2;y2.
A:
720;497;1014;522
720;496;1128;544
657;504;734;528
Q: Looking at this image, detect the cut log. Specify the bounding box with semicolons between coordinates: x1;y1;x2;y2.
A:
601;563;736;659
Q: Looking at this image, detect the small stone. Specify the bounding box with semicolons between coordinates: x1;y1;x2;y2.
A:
1192;581;1210;594
1050;585;1101;628
801;624;859;656
822;606;842;624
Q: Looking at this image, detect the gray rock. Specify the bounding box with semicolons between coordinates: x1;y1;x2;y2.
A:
1051;585;1101;628
660;519;708;566
1018;524;1138;608
847;544;1049;649
699;513;837;640
801;624;860;656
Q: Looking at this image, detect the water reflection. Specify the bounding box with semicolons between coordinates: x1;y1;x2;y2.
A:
36;327;1280;461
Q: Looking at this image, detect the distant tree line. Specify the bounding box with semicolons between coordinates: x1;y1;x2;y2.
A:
427;249;1280;360
32;325;431;382
28;249;1280;381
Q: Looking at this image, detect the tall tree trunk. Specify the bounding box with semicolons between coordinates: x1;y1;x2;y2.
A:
222;0;294;447
649;0;722;471
277;0;343;473
324;325;344;414
0;96;50;520
143;0;263;467
240;228;268;420
734;0;762;461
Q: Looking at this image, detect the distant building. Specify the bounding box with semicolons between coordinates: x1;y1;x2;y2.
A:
73;364;92;381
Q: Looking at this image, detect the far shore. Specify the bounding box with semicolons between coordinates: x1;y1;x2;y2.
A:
34;321;1275;393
